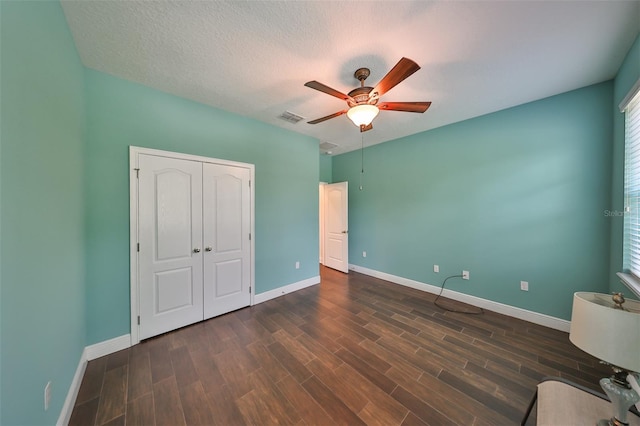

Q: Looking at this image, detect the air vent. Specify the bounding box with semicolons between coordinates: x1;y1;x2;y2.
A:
278;111;305;124
319;142;338;151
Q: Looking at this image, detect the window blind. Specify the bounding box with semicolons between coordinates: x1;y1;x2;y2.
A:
623;88;640;277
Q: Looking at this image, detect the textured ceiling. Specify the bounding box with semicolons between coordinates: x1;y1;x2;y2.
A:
61;1;640;155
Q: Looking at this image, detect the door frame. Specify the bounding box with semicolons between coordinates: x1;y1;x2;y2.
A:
319;182;327;265
129;146;255;345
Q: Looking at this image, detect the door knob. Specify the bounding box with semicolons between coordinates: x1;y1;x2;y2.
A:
205;247;213;252
193;248;201;253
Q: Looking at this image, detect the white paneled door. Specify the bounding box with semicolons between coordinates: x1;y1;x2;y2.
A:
324;181;349;273
202;163;251;319
138;155;204;339
136;151;252;340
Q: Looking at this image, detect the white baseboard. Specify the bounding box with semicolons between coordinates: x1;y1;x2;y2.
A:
254;275;320;305
85;334;132;361
57;349;88;426
349;264;570;332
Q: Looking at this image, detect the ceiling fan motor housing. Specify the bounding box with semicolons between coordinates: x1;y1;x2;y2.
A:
348;87;376;106
349;67;378;106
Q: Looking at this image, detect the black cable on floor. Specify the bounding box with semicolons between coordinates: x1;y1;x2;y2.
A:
433;274;484;315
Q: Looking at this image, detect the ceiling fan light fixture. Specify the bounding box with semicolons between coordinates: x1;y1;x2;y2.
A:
347;104;379;127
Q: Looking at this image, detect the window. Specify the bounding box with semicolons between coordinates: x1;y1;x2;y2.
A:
620;79;640;297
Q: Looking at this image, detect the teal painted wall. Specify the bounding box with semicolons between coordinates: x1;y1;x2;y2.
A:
333;82;613;320
320;154;332;183
0;0;635;421
0;1;86;424
610;33;640;297
84;70;320;344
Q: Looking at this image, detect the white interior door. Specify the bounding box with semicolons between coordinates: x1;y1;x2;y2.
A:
202;163;251;319
324;181;349;273
138;154;204;339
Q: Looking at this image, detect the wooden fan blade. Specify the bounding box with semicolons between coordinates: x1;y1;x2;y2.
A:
378;101;432;113
372;58;421;98
304;81;354;102
307;110;348;124
360;123;373;132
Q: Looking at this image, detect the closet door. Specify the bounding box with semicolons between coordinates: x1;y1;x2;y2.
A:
202;163;251;319
138;154;203;339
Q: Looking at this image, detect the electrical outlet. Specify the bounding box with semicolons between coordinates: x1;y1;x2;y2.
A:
44;381;52;411
295;261;300;269
433;264;439;273
520;281;529;291
462;270;469;280
363;251;367;258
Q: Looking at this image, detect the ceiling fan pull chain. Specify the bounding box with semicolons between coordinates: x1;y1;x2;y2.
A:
360;133;364;191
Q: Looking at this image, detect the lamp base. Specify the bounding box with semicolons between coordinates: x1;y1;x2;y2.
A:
597;417;631;426
598;376;640;426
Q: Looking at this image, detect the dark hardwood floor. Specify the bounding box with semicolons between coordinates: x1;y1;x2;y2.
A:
70;266;606;425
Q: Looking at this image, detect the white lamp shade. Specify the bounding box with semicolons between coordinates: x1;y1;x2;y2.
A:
347;104;379;127
569;292;640;373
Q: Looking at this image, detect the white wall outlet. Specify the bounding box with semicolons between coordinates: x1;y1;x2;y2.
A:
520;281;529;291
295;261;300;269
44;381;52;411
433;265;439;273
462;270;469;280
362;251;367;258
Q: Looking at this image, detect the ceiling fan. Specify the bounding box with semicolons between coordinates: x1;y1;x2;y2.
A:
304;57;431;132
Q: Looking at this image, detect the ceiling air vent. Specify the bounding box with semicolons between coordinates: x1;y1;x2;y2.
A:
278;111;305;124
319;142;338;154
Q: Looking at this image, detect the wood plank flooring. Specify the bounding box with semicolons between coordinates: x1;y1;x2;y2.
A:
70;266;607;425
